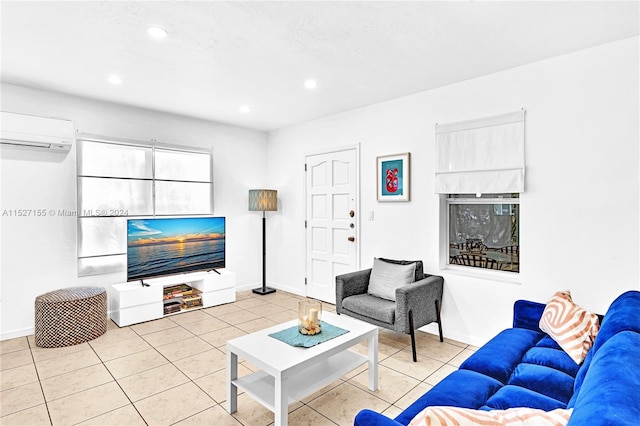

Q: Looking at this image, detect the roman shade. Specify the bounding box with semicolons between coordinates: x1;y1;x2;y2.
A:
435;110;525;194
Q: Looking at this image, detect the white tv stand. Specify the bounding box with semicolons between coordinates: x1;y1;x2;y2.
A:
110;269;236;327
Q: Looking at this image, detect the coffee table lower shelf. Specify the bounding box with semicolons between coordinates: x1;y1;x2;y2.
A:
232;350;366;410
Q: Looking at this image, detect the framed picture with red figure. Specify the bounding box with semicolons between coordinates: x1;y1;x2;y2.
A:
377;152;410;202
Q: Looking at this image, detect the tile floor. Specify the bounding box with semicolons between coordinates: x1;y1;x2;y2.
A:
0;290;477;426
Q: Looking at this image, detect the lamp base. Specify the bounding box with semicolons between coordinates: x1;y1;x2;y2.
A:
252;286;276;296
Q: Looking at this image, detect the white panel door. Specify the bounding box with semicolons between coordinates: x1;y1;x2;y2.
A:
305;148;358;303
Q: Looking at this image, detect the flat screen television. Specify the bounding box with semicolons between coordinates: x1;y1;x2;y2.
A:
127;216;225;282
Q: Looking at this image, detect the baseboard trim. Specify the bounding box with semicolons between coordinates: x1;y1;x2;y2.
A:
418;323;487;347
235;282;305;298
1;326;35;341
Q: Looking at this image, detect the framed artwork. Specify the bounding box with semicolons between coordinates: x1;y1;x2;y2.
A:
377;152;410;202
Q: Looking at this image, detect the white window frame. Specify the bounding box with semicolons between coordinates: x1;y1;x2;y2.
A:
439;193;520;284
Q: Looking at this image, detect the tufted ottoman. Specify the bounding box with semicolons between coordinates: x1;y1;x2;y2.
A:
35;286;107;348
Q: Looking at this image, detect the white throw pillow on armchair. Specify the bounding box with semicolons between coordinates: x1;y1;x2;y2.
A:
367;258;416;301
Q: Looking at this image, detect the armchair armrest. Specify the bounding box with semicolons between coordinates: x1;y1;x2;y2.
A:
335;269;372;314
354;409;403;426
395;275;444;333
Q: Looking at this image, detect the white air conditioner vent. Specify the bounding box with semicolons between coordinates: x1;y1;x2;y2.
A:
1;111;74;152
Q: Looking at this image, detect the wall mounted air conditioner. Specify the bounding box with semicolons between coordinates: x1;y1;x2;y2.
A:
0;111;74;152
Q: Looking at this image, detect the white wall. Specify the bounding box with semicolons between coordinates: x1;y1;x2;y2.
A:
0;84;268;339
267;37;640;346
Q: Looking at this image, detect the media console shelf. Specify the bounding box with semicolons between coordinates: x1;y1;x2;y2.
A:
110;269;236;327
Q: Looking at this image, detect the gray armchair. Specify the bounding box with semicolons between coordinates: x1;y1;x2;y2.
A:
335;258;444;362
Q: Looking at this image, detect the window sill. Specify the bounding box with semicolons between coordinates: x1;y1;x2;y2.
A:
439;264;521;284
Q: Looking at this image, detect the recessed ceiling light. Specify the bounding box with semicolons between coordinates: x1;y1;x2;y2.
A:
107;74;123;85
304;79;317;90
239;105;251;114
147;26;167;39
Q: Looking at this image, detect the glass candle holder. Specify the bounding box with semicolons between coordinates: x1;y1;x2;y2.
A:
299;300;322;335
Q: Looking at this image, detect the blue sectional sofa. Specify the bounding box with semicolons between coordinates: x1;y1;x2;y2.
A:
355;290;640;426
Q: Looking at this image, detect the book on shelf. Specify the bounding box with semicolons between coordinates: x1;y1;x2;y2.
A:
163;300;182;314
182;293;202;309
182;302;203;310
182;294;203;309
163;284;193;299
182;293;202;303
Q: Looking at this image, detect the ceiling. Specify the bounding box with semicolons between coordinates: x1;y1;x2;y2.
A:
1;1;638;132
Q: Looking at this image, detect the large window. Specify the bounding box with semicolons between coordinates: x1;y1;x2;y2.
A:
446;194;519;273
77;137;213;276
435;110;525;277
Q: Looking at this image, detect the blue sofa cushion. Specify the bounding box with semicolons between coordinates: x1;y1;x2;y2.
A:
355;410;401;426
484;385;567;411
568;331;640;426
393;370;503;425
459;328;543;384
521;347;580;377
567;346;596;408
535;335;563;349
508;363;575;403
591;291;640;353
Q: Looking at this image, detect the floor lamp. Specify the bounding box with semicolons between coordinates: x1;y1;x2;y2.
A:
249;189;278;295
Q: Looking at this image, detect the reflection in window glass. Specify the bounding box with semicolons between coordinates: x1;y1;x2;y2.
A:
155;181;212;215
78;177;153;216
79;141;152;178
78;254;126;275
155;149;211;182
77;217;126;257
448;194;519;273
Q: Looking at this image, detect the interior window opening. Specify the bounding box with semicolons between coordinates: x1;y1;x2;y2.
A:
448;193;519;273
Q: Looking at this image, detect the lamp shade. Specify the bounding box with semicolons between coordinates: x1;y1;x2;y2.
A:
248;189;278;212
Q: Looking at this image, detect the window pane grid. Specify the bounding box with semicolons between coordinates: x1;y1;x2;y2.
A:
77;139;213;277
448;199;520;205
154;178;212;184
78;175;154;181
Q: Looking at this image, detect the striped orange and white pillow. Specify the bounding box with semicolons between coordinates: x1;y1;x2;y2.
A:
409;406;572;426
538;290;599;364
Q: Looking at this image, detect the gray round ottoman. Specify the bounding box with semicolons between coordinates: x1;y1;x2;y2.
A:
35;286;107;348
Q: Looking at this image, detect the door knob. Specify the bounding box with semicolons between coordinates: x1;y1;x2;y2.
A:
349;210;355;218
348;236;355;242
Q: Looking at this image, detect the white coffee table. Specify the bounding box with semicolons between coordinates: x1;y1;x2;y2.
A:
226;311;378;426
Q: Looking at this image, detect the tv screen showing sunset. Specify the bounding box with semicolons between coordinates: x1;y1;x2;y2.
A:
127;217;225;281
